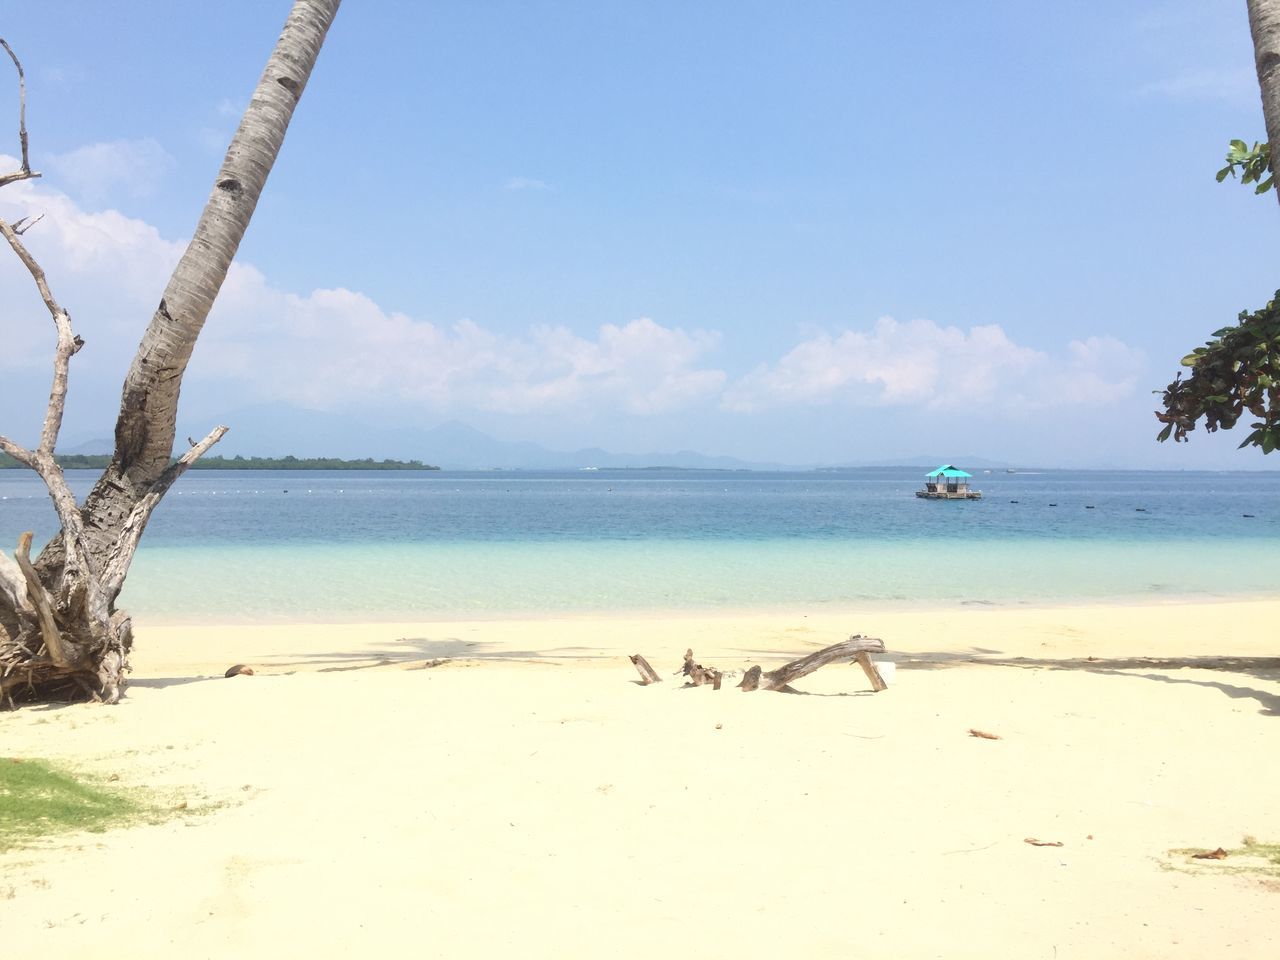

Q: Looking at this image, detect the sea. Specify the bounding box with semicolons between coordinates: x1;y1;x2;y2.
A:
0;468;1276;623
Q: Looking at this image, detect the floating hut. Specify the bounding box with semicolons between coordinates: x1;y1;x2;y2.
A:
916;465;982;500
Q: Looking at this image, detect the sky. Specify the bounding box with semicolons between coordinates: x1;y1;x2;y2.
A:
1;0;1277;468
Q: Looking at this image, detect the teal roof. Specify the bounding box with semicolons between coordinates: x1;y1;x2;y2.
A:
926;464;972;478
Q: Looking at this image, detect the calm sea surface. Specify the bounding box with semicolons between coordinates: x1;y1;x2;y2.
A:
0;468;1276;621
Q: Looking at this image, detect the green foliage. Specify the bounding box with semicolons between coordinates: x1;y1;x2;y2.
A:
0;758;140;851
1156;292;1280;452
0;453;440;470
1216;139;1274;194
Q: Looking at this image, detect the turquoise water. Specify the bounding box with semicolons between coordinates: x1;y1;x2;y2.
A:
1;468;1276;621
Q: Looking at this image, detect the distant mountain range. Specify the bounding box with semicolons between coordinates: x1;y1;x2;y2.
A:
393;421;800;471
58;413;1011;472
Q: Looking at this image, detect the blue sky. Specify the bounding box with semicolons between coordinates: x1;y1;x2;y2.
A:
1;0;1276;467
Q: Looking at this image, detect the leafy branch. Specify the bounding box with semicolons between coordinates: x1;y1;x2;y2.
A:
1216;139;1274;194
1154;137;1279;453
1156;292;1280;453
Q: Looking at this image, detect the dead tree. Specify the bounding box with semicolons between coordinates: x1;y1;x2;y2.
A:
0;0;341;706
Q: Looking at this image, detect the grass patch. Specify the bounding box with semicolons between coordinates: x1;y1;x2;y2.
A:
1166;836;1280;882
0;757;142;852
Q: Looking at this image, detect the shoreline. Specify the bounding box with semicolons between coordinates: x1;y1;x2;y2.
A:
125;589;1280;630
128;596;1280;680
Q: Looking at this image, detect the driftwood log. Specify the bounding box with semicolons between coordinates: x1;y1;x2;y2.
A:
738;634;887;692
629;654;661;684
679;648;723;689
632;635;888;695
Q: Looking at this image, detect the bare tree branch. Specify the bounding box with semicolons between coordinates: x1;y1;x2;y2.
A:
0;206;92;588
0;214;80;456
1;442;101;605
12;212;43;234
0;550;32;616
15;532;70;667
0;214;66;319
101;425;229;595
0;434;34;465
0;38;39;189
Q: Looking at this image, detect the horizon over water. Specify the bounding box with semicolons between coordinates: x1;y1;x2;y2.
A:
0;467;1276;623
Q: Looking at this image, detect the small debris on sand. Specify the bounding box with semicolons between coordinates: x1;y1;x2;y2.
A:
1192;847;1228;860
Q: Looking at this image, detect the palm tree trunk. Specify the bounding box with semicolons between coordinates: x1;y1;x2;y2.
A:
1247;0;1280;208
2;0;341;706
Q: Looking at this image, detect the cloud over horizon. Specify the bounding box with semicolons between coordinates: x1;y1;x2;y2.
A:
0;156;1146;449
722;318;1144;414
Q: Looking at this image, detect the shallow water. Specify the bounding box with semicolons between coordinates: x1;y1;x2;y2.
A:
1;467;1276;621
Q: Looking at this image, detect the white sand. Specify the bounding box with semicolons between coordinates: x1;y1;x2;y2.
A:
3;599;1278;958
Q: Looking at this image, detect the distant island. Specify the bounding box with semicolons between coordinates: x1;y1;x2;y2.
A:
0;453;440;471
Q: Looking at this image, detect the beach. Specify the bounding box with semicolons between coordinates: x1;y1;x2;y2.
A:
2;598;1277;958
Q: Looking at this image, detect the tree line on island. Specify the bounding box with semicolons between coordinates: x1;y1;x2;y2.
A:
0;452;439;471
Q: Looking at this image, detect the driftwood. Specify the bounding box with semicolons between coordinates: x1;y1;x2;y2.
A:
854;650;888;692
738;635;886;692
679;649;722;689
630;635;889;696
628;654;661;684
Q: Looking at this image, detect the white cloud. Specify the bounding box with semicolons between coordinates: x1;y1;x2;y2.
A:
503;176;550;191
0;157;723;419
0;153;1142;440
47;138;175;204
199;278;725;416
1059;335;1146;404
0;158;182;370
721;317;1143;414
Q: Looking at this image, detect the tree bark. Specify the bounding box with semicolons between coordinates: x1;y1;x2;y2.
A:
1248;0;1280;208
1;0;341;706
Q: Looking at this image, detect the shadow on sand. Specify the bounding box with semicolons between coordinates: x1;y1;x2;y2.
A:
894;651;1280;717
257;636;615;674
